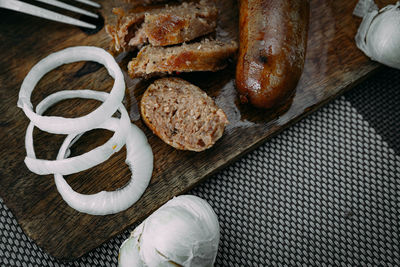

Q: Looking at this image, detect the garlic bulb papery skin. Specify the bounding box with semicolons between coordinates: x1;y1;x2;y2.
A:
355;1;400;69
118;195;220;267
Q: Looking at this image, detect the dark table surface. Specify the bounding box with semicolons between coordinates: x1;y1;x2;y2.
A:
1;66;399;266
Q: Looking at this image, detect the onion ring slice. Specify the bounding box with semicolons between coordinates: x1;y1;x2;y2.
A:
24;90;131;175
55;117;153;215
17;46;125;134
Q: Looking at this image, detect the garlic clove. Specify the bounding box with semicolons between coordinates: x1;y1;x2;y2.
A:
118;195;220;267
355;1;400;70
119;224;146;267
365;3;400;68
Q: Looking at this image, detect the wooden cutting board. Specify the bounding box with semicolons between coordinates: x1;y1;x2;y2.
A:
0;0;392;260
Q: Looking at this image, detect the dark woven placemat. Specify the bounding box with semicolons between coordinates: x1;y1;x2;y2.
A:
346;67;400;154
1;67;399;266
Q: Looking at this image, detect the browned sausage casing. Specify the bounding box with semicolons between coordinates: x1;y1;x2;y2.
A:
236;0;310;109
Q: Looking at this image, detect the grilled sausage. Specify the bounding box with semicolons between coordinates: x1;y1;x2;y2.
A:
236;0;310;109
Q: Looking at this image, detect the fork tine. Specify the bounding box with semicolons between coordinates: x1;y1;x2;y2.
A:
73;0;101;8
1;0;96;29
33;0;98;18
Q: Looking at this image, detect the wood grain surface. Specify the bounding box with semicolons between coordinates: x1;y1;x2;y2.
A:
0;0;391;260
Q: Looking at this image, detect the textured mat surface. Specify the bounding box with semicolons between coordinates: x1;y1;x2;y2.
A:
1;68;399;266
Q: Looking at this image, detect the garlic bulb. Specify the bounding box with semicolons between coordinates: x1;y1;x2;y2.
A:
119;195;220;267
354;0;400;69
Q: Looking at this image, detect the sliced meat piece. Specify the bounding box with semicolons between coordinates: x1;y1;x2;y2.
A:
106;9;145;53
106;0;218;52
128;39;238;78
140;77;228;151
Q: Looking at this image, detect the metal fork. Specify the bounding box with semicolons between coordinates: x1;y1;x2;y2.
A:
0;0;101;29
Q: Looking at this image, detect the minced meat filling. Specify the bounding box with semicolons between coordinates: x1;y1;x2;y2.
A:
141;77;228;151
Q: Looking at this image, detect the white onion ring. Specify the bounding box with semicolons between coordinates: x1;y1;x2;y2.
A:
17;46;125;134
55;117;153;215
24;90;131;175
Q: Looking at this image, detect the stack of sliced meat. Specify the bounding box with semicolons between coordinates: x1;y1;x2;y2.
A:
106;0;233;152
106;0;237;78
